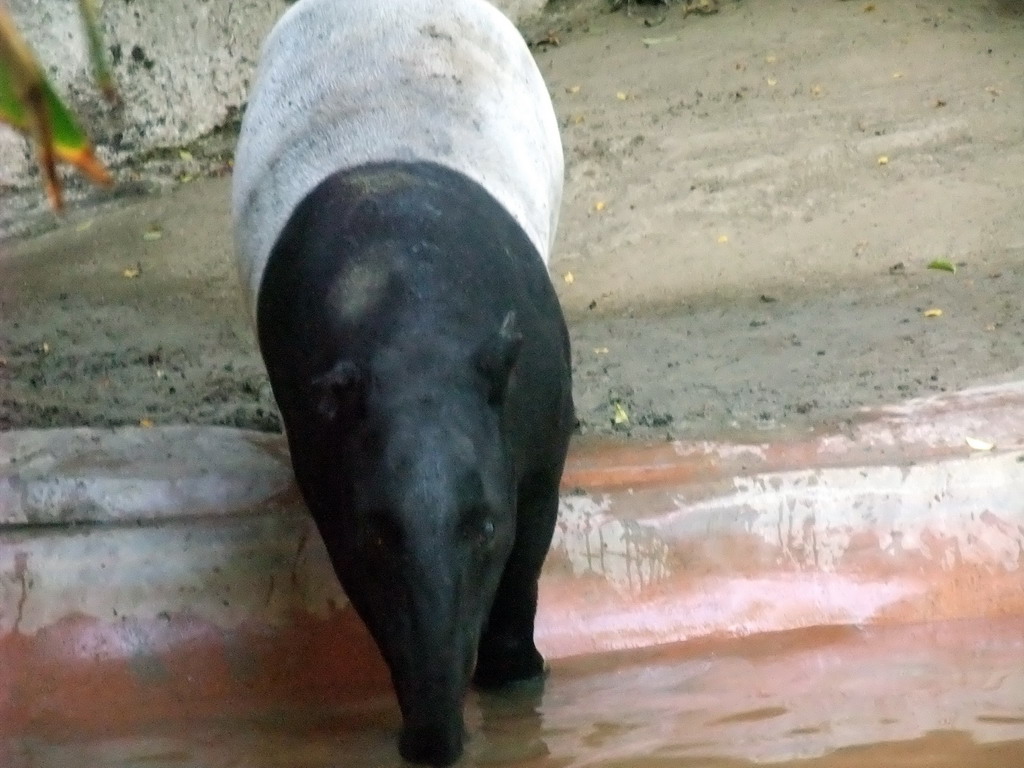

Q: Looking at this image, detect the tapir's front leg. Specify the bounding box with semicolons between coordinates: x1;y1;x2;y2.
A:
473;468;562;688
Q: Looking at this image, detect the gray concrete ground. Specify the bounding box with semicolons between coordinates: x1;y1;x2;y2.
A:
1;0;1023;441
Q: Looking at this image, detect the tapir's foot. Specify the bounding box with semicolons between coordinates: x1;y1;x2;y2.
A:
472;637;547;690
399;721;465;767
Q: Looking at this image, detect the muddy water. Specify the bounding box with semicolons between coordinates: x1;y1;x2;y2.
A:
9;619;1024;768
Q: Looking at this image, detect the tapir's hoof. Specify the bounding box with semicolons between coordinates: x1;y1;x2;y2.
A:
399;722;465;767
472;644;547;690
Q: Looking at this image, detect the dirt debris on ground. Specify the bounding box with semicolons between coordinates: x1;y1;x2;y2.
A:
1;0;1023;442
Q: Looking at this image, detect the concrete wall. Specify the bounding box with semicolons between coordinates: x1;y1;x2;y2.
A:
3;384;1024;754
0;0;548;192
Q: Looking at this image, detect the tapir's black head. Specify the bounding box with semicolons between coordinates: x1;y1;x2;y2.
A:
300;312;524;766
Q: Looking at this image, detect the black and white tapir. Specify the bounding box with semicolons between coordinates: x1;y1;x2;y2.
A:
231;0;573;764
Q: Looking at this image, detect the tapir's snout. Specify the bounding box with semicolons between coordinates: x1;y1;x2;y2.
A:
392;633;477;766
399;710;467;766
371;553;486;767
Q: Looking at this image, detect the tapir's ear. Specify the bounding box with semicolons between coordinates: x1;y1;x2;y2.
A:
475;310;523;406
311;360;365;421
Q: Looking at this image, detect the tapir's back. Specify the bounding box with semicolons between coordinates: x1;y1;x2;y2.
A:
232;0;564;315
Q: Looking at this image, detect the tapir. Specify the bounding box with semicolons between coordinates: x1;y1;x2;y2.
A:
230;0;573;764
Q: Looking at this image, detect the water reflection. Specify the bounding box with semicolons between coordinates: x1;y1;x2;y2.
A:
471;684;558;766
553;495;671;594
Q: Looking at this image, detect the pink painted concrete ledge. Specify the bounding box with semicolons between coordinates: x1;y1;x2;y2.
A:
1;382;1022;733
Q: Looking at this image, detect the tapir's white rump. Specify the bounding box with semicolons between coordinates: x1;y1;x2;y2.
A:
231;0;564;315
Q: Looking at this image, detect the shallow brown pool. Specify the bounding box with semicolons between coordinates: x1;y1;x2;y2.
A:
7;618;1022;767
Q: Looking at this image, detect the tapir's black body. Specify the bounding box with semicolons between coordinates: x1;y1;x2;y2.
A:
256;161;573;766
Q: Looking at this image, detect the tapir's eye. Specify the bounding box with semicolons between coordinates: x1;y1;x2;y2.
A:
475;519;496;549
461;510;496;549
481;519;495;541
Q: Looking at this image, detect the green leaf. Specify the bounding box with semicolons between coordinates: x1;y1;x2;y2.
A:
78;0;118;103
927;259;956;273
612;402;629;425
0;5;111;210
